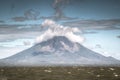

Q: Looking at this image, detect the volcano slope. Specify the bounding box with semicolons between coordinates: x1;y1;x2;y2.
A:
0;36;120;66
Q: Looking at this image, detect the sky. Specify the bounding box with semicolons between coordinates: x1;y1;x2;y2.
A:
0;0;120;60
0;0;120;21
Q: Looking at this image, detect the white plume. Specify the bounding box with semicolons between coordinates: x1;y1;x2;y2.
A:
36;19;84;44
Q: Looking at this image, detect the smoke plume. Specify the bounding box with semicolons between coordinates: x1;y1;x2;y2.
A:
35;19;84;44
53;0;70;20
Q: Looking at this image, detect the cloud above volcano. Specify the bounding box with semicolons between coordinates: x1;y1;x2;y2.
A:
35;19;84;44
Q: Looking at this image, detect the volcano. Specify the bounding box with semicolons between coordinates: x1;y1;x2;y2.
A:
0;36;120;66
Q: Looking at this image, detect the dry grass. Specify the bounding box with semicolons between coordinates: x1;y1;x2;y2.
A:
0;66;120;80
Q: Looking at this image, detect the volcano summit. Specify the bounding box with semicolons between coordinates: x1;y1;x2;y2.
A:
0;36;120;66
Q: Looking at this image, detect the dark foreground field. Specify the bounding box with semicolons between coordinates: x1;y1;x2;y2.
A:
0;67;120;80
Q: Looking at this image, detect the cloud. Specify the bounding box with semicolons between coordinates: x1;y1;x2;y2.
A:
117;36;120;38
49;0;78;21
52;0;69;20
0;20;5;23
63;19;120;30
23;41;31;46
40;16;78;21
12;9;40;22
24;9;40;20
83;31;98;34
95;44;102;49
12;17;27;22
35;19;84;44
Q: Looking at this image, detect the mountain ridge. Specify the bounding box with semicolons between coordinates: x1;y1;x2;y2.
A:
0;36;120;66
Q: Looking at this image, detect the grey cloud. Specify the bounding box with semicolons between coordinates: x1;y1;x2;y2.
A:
40;16;78;21
51;0;77;21
53;0;69;20
117;36;120;38
24;9;40;20
95;44;102;49
12;9;40;22
12;17;27;22
0;20;5;23
83;31;98;34
0;24;42;42
63;19;120;30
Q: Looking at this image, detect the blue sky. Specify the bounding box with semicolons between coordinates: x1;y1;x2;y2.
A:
83;30;120;60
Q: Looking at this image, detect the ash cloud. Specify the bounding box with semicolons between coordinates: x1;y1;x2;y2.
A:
41;0;77;21
53;0;69;19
